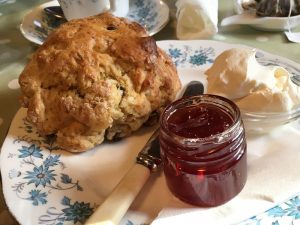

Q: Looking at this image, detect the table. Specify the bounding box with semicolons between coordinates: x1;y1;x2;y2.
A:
0;0;299;224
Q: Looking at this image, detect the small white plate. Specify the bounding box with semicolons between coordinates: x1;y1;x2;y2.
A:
20;0;169;45
221;11;300;31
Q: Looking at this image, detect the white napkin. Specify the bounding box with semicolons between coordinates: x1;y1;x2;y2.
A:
150;122;300;225
176;0;218;40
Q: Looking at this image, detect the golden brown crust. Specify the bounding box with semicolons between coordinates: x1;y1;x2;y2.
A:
19;13;181;152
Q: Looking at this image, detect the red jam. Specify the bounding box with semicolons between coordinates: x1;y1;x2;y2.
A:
159;95;247;207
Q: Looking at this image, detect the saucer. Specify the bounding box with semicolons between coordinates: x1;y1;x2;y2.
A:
20;0;169;45
221;0;300;31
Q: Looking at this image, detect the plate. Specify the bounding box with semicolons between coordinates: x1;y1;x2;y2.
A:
1;40;300;225
221;0;300;31
20;0;169;45
221;12;300;31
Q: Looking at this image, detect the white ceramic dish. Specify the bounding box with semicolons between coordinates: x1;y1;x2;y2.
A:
2;40;300;225
20;0;169;45
221;12;300;31
222;0;300;31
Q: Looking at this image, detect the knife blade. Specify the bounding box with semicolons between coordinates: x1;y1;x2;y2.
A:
136;80;204;172
85;80;204;225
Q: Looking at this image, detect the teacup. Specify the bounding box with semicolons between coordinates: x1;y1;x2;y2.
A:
58;0;129;21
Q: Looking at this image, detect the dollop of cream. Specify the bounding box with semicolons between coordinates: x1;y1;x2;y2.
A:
205;48;300;112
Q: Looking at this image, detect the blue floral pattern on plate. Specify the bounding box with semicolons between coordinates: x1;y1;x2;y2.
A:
39;196;94;225
5;117;95;224
239;195;300;224
2;40;300;225
127;0;160;32
167;44;215;67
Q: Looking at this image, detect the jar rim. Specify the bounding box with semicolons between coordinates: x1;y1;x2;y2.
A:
160;94;242;145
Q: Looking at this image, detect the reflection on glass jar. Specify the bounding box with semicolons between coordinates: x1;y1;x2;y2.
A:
159;95;247;207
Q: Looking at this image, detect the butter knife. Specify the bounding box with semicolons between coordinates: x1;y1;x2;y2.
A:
85;80;204;225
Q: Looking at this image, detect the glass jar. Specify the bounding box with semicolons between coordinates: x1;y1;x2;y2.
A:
159;94;247;207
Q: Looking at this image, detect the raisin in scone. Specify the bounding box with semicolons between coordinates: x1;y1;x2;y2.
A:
19;13;181;152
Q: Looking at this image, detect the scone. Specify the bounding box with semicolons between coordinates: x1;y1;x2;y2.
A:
19;13;181;152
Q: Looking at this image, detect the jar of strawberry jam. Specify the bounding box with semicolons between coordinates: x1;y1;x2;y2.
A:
159;94;247;207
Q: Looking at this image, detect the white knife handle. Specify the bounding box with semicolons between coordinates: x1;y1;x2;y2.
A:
84;164;151;225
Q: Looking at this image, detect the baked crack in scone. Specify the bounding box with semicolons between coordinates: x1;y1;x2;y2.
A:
19;13;181;152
